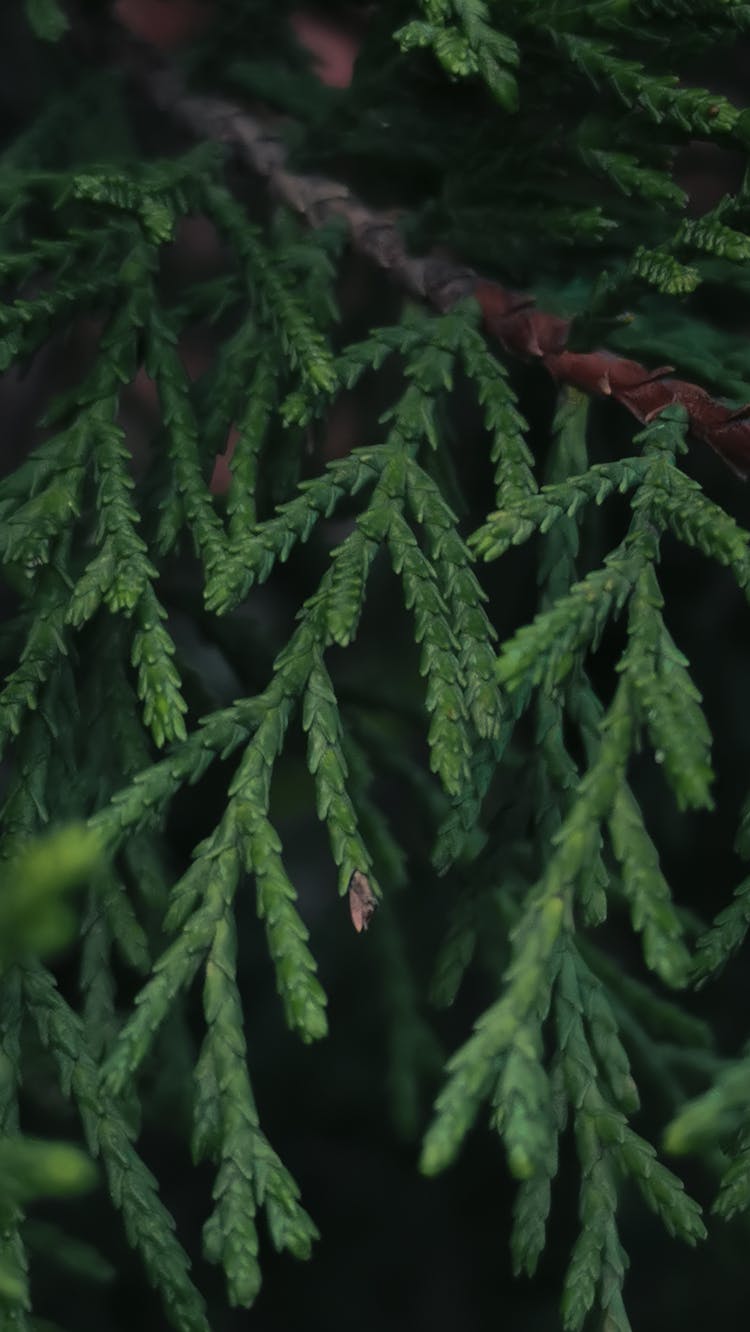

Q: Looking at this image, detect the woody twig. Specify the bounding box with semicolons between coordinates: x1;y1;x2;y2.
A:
143;62;750;479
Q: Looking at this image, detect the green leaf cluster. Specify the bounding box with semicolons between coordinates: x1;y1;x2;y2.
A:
2;4;750;1331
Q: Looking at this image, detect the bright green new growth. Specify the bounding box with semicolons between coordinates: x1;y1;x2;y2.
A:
3;1;750;1329
0;826;101;1317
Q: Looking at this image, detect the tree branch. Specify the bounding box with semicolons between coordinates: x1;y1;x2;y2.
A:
142;61;750;480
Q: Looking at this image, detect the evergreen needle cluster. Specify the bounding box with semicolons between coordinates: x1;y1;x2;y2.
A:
2;2;750;1329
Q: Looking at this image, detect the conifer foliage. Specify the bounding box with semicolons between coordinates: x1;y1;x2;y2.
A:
3;1;750;1329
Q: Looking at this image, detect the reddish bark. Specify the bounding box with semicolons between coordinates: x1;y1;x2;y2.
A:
475;279;750;477
117;6;750;480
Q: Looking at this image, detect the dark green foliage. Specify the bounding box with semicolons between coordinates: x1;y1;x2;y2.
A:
3;4;750;1331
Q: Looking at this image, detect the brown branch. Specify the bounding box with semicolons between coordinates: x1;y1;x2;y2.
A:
144;63;750;480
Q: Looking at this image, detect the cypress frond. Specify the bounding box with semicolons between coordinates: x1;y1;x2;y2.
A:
575;145;687;207
420;887;565;1176
406;457;503;739
676;214;750;263
24;963;210;1332
0;562;71;761
628;245;701;296
471;457;649;562
198;897;317;1306
4;5;750;1327
396;0;520;111
693;875;750;981
556;32;745;139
